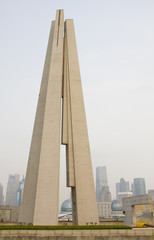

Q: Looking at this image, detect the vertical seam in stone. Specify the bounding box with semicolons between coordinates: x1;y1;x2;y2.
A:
57;10;61;46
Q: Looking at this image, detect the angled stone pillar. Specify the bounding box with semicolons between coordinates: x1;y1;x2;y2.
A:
62;19;99;225
19;9;64;225
19;10;99;225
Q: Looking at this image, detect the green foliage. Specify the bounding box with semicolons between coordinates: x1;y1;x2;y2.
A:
0;225;131;230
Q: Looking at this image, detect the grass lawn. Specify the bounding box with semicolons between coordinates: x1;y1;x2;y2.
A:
0;225;131;230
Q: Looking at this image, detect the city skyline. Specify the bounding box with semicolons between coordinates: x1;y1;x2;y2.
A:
0;1;154;204
0;171;153;207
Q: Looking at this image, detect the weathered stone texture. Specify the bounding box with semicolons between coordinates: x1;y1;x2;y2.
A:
0;229;154;240
0;206;19;222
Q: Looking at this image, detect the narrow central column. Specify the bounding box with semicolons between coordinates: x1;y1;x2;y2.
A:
62;19;99;225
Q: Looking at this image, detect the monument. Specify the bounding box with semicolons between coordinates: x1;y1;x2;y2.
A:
19;9;99;225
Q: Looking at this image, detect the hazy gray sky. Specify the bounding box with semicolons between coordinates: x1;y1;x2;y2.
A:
0;0;154;206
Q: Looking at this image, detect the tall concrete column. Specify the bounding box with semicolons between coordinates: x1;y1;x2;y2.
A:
19;10;64;225
62;19;99;225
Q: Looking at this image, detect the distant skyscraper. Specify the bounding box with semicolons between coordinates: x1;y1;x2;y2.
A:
0;183;4;205
116;183;120;200
131;183;134;194
133;178;146;196
5;174;20;206
96;166;111;202
100;186;111;202
116;178;130;200
16;176;25;206
148;190;154;201
120;178;130;192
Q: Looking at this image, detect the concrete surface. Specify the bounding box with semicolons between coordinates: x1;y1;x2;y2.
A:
61;19;99;225
0;229;154;239
123;194;154;226
0;206;19;222
19;9;64;225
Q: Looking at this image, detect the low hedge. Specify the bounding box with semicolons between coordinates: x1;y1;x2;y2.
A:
0;225;131;230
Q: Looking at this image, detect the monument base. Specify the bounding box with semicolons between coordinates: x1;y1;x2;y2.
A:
0;229;154;240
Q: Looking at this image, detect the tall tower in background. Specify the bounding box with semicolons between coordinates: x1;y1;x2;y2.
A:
96;166;111;202
19;10;98;225
5;174;20;206
133;178;146;196
120;178;130;192
116;178;130;200
16;176;25;206
148;190;154;201
0;183;4;205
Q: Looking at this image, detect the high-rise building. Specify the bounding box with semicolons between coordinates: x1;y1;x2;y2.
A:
100;186;111;202
116;183;120;200
16;176;25;206
131;183;134;194
120;178;130;192
116;178;130;200
96;166;111;202
96;166;107;202
133;178;146;196
148;190;154;201
0;183;4;205
5;174;20;206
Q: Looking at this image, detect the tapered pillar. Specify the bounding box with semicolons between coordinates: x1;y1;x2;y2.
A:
62;19;99;225
19;9;64;225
